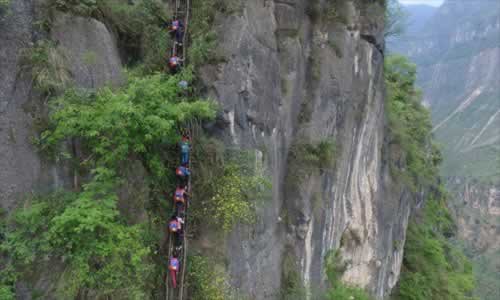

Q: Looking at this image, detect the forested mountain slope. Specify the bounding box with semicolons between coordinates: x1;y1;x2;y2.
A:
395;0;500;299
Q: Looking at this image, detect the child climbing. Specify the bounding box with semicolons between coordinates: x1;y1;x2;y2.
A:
168;19;184;45
180;135;190;166
168;255;180;288
173;185;188;205
168;215;182;233
168;54;184;73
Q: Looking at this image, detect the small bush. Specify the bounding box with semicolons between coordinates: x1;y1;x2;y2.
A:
191;139;271;233
187;255;230;300
385;55;437;191
20;40;72;96
287;138;336;183
0;0;10;18
281;250;306;299
1;188;154;299
323;250;373;299
393;196;475;300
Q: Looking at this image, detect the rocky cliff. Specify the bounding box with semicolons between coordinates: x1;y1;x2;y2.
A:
199;0;411;298
0;0;418;299
0;0;124;213
448;177;500;300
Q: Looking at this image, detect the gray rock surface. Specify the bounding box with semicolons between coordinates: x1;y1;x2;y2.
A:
0;2;124;297
50;12;124;88
200;0;411;298
0;1;124;214
0;0;46;213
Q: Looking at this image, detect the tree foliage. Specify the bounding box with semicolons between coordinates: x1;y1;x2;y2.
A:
386;55;476;300
20;40;72;96
1;68;216;297
323;250;373;300
395;197;476;300
385;55;441;191
186;255;231;300
1;187;154;299
40;69;216;175
190;138;271;233
45;0;170;72
385;0;408;38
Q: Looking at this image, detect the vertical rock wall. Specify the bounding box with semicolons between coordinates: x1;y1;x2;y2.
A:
0;0;124;214
200;0;411;298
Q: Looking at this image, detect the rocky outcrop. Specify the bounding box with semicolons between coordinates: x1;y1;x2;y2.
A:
50;12;124;89
0;0;51;213
449;178;500;254
0;1;125;297
200;0;411;298
0;0;124;214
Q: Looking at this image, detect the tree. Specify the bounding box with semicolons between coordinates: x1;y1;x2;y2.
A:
385;0;408;38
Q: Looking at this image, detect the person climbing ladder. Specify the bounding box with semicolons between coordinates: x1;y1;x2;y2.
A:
180;134;190;166
165;1;192;298
168;255;180;288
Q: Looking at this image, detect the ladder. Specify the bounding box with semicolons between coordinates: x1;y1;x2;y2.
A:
165;1;192;298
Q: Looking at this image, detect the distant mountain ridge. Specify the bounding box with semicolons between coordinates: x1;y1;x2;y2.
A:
398;0;500;178
392;1;500;299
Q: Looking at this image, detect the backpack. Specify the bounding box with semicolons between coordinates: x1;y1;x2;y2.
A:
169;220;179;232
174;190;185;203
172;20;179;30
169;258;179;271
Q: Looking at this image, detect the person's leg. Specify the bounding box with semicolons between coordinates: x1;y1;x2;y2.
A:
170;270;177;288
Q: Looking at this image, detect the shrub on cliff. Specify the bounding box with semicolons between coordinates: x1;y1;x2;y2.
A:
385;55;440;191
1;70;216;298
386;55;476;300
394;196;476;300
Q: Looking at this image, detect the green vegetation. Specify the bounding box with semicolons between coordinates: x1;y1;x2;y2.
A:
280;249;306;299
324;250;373;300
44;0;170;73
1;189;153;299
385;0;408;38
288;138;336;182
186;255;232;300
20;40;71;96
189;0;242;67
385;55;441;191
472;250;500;300
395;197;476;300
209;162;269;232
0;0;10;17
39;70;215;173
1;68;216;297
386;55;476;300
190;137;271;233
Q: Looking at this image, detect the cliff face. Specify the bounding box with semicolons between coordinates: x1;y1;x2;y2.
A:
0;0;123;213
449;178;500;253
200;0;410;298
448;178;500;299
0;0;416;299
0;0;124;296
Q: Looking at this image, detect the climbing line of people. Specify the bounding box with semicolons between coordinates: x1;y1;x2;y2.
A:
167;134;191;290
167;16;185;73
164;1;192;297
